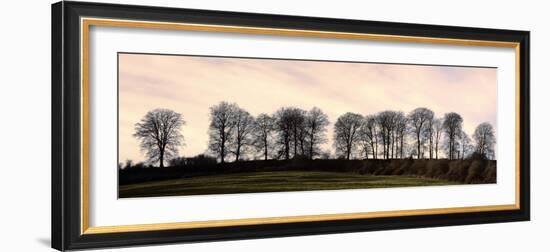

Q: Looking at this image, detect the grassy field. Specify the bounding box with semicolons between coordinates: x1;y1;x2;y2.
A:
119;171;457;198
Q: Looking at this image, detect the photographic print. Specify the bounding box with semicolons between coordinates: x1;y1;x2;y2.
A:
117;53;497;198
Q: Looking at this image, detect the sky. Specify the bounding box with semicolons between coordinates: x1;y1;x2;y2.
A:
118;53;497;163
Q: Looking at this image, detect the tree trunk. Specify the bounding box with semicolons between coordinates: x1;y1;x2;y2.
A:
235;143;241;162
220;134;226;164
300;138;305;156
400;135;404;158
386;135;390;159
309;140;314;160
382;138;385;159
285;135;290;160
390;132;394;159
417;132;421;159
293;128;298;157
159;148;164;168
429;136;433;159
373;132;378;159
264;141;268;161
449;133;453;160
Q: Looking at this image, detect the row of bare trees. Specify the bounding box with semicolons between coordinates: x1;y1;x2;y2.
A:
332;108;495;160
132;105;496;167
207;102;329;163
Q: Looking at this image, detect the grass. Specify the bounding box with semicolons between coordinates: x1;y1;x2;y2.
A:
119;171;457;198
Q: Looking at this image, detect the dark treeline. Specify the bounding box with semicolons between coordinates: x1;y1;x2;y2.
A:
119;157;496;185
127;102;496;169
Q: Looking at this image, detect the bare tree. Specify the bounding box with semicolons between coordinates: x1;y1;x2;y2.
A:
473;122;496;159
274;107;294;160
290;108;307;157
208;102;237;163
358;121;371;160
359;115;376;159
443;112;463;160
393;112;407;159
459;130;473;159
424;116;436;159
334;113;363;160
273;107;307;159
390;113;397;158
361;115;379;159
408;107;434;159
133;108;185;168
376;112;389;159
230;107;255;162
304;107;329;159
433;118;443;159
361;112;405;160
253;113;275;161
376;111;398;159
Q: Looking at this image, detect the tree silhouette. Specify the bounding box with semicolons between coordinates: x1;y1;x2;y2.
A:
473;122;496;159
230;107;255;162
443;112;463;160
274;107;306;159
208;102;238;163
394;112;407;159
334;113;363;160
359;115;379;159
424;116;436;159
289;108;307;157
254;113;276;161
459;130;473;159
433;118;443;159
358;119;372;159
376;111;398;159
408;107;434;159
274;108;294;160
304;107;329;159
133;108;185;168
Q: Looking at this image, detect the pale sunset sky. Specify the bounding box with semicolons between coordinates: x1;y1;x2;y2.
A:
118;53;497;163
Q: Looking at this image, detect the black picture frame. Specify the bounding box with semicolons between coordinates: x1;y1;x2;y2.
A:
52;1;530;251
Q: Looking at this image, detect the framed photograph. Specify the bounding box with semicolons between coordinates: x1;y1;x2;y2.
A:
52;1;530;250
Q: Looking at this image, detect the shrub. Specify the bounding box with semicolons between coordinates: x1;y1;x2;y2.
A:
409;160;428;176
446;160;469;183
465;160;486;183
425;160;446;178
119;158;497;185
481;161;497;183
469;152;488;160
